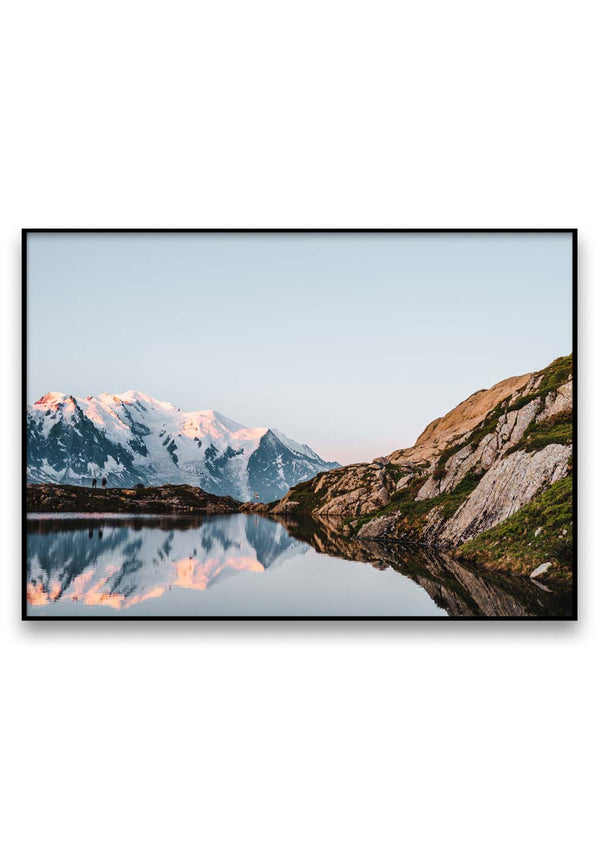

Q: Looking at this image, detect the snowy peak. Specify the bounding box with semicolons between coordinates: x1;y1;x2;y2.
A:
27;390;339;501
111;390;178;411
270;427;322;462
34;391;78;412
34;391;69;407
177;408;268;445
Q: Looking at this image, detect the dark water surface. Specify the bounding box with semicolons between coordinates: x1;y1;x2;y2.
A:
26;513;572;618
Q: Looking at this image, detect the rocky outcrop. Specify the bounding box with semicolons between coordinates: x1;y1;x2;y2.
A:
440;444;571;544
263;355;574;580
26;483;241;515
414;396;542;501
271;462;398;518
315;464;393;517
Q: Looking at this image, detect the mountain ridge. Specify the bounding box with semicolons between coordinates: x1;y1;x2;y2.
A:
27;391;339;501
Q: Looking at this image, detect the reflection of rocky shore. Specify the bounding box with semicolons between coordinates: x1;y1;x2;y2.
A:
27;515;215;535
276;514;573;618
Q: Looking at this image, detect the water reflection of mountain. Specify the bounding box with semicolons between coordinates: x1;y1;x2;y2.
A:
26;515;308;610
26;514;572;617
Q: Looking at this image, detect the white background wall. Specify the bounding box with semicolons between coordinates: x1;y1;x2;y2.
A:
1;2;597;847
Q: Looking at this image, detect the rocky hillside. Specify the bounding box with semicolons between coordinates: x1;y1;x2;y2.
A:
27;483;241;515
263;355;574;582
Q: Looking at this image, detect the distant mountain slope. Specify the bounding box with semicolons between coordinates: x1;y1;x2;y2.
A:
26;390;339;501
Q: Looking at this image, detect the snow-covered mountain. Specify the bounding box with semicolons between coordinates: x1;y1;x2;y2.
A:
26;390;339;501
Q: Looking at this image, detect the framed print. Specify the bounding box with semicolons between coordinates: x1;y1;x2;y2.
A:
23;229;576;619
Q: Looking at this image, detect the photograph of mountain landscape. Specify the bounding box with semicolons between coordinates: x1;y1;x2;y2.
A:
23;230;576;619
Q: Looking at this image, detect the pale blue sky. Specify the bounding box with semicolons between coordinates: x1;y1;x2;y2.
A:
27;232;573;464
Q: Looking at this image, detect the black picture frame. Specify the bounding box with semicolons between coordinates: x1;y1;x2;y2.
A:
22;229;578;621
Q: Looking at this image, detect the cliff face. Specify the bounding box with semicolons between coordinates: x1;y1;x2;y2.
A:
266;356;574;581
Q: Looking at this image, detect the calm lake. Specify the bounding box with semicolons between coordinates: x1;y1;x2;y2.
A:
26;513;572;618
